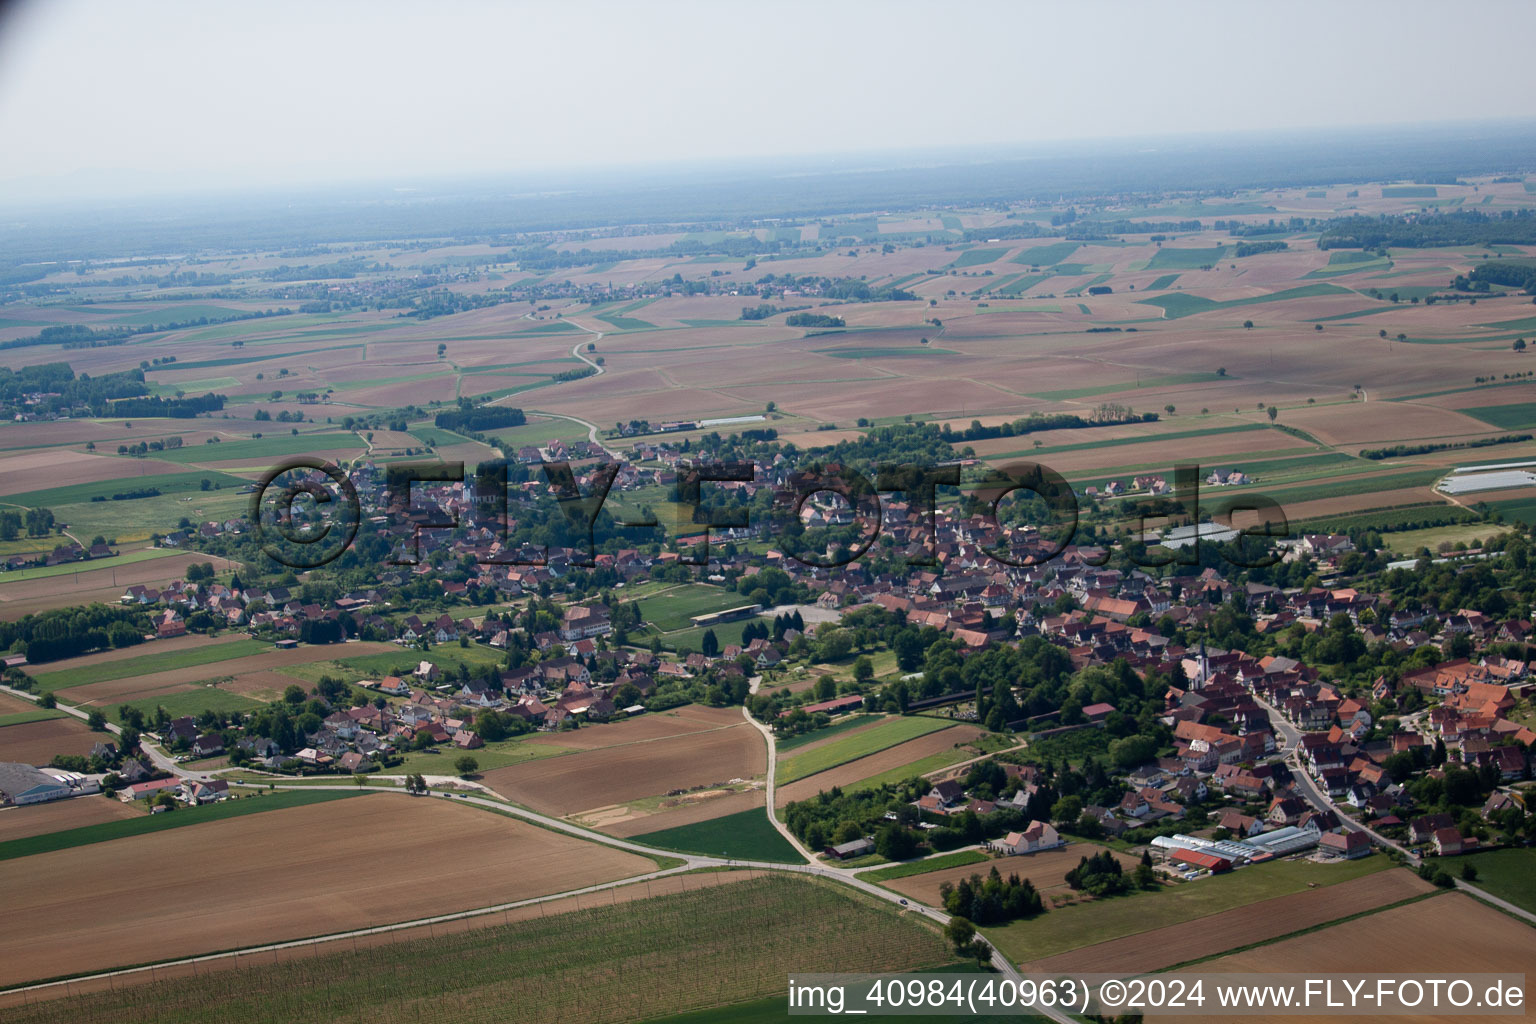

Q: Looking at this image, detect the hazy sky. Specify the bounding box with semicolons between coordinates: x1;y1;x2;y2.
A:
2;0;1534;203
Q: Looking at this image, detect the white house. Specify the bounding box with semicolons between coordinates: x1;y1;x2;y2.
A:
993;820;1063;855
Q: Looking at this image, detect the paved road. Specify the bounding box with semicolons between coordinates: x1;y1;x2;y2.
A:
3;676;1063;1019
0;681;192;779
1256;692;1536;925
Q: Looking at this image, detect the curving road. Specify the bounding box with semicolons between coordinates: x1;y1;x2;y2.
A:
4;672;1065;1018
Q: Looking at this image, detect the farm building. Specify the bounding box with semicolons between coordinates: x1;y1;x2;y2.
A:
1319;830;1373;859
0;762;72;805
1242;825;1321;857
785;695;865;717
120;777;182;803
825;838;875;860
1168;849;1233;873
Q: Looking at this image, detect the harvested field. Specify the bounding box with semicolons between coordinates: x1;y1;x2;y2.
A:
0;870;931;1020
0;690;39;715
1025;866;1435;974
885;844;1140;907
524;704;742;751
50;641;396;706
0;449;186;494
220;669;309;700
596;787;766;837
0;793;655;988
0;553;240;619
482;723;766;817
0;717;100;765
1150;893;1531;1023
0;796;140;842
775;724;986;806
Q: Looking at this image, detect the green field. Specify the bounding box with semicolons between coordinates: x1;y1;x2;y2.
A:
1211;467;1444;512
148;376;243;396
393;736;573;775
1146;245;1229;270
1458;847;1536;914
1011;242;1080;266
0;707;67;727
1464;403;1536;430
1327;250;1384;266
0;789;363;863
0;547;179;584
60;303;251;327
777;716;957;784
1137;282;1351;320
631;807;804;862
632;584;754;632
858;848;991;883
0;873;959;1024
950;247;1008;268
4;469;251;508
594;313;656;331
150;432;365;464
984;856;1395;964
103;685;265;725
844;746;979;794
1146;273;1180;290
994;274;1050;297
281;642;507;685
486;415;592;450
49;489;251;544
30;637;271;693
660;620;758;654
776;713;884;753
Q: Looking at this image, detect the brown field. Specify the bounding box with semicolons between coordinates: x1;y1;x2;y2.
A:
0;716;101;765
1025;866;1435;975
1147;893;1532;1024
775;724;986;807
0;793;656;988
886;844;1141;907
483;722;766;817
0;795;140;841
1277;486;1452;523
218;669;309;700
0;690;39;715
524;704;743;750
51;641;397;707
0;449;187;494
0;868;765;1009
593;787;766;837
0;553;240;619
14;632;240;676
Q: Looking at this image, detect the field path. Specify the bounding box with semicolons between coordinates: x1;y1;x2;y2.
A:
740;675;817;864
490;313;619;457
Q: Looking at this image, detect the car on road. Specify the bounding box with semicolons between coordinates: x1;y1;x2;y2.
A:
899;899;908;906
